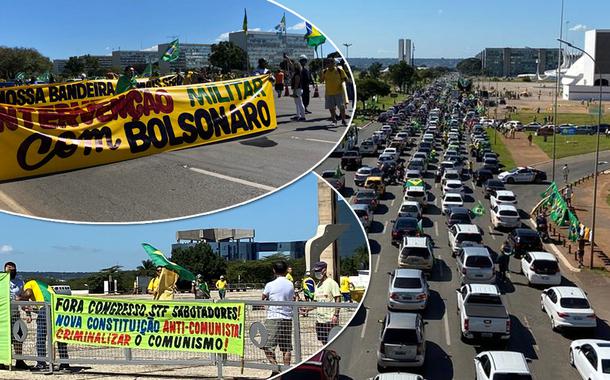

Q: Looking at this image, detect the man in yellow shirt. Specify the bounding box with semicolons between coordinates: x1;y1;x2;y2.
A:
216;275;227;299
147;267;162;297
340;275;355;303
320;58;348;127
286;266;294;283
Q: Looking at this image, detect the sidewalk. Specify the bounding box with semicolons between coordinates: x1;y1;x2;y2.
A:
498;131;550;167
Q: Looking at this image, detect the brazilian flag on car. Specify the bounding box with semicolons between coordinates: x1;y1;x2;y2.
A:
404;178;424;189
471;201;486;217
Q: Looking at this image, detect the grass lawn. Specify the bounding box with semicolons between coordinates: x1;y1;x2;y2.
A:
486;128;516;170
533;134;610;159
351;115;369;128
510;111;610;125
365;92;409;110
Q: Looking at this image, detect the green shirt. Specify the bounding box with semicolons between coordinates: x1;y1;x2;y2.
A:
314;277;341;323
115;75;138;94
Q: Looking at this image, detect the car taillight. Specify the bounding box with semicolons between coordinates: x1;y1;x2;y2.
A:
463;318;469;331
506;319;511;333
416;293;427;300
557;312;569;318
416;345;423;355
390;292;399;300
587;313;596;319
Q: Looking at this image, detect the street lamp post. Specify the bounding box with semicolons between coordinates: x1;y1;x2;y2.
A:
343;43;352;60
558;38;603;269
552;0;565;182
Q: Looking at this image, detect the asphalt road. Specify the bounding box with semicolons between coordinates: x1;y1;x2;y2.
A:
0;86;348;223
316;122;610;380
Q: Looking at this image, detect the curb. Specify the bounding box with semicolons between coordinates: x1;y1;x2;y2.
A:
358;121;374;130
526;218;581;273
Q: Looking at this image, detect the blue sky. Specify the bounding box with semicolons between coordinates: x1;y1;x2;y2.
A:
0;174;318;272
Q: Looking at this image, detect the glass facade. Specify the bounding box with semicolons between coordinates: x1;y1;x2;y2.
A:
158;43;212;73
336;198;367;258
171;240;305;261
478;48;560;77
112;50;159;69
229;31;315;68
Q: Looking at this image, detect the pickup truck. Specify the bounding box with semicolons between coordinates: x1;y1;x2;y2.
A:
341;150;362;170
456;284;510;343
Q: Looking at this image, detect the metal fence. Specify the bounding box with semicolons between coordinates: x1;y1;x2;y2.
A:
8;299;358;378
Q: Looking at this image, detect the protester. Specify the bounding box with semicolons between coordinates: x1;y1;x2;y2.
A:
286;266;294;283
298;55;312;114
302;271;315;301
192;274;210;299
261;260;295;367
23;280;70;372
253;58;271;76
3;262;29;370
290;61;306;121
578;238;586;267
115;66;137;94
339;59;355;109
563;163;569;184
313;261;341;345
154;267;178;300
565;185;573;208
527;133;533;146
497;243;511;279
216;275;227;299
320;58;348;126
147;266;162;297
340;274;355;303
274;69;285;98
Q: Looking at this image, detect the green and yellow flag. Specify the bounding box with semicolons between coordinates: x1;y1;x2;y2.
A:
0;273;10;365
162;39;180;62
141;243;195;281
471;200;486;216
304;22;326;47
24;279;54;303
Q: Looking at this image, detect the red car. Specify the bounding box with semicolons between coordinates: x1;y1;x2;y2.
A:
279;350;340;380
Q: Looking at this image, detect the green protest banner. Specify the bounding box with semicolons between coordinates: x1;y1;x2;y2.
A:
0;273;10;365
51;294;245;356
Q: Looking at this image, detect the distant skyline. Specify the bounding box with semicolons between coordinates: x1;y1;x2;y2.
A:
0;174;319;272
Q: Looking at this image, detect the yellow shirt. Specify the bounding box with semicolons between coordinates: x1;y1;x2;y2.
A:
322;67;347;96
340;276;352;293
216;279;227;290
147;276;160;293
286;273;293;282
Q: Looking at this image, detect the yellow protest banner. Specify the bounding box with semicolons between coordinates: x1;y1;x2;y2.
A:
51;294;246;356
0;75;276;181
0;75;183;107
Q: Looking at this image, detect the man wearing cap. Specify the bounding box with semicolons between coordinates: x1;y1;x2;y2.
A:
312;261;341;344
3;262;29;370
320;58;348;126
298;55;312;114
216;276;227;300
192;274;210;300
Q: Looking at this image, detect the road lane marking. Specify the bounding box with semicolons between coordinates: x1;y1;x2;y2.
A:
305;138;337;144
443;310;451;346
435;222;439;237
522;316;540;353
374;254;381;273
382;220;388;234
434;197;439;207
188;167;276;191
360;309;369;338
0;190;31;216
488;226;496;240
391;199;395;207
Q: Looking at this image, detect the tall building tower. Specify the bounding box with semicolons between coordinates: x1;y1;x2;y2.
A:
404;39;413;65
398;39;405;61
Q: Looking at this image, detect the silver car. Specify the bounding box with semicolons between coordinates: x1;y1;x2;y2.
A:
388;269;429;311
377;312;426;369
456;246;496;284
351;203;373;232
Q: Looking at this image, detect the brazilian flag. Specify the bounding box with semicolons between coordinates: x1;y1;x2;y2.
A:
304;22;326;47
471;200;486;217
24;279;54;303
162;39;180;62
141;243;195;281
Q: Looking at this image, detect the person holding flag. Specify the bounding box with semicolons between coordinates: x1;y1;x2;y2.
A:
115;66;137;95
471;200;486;217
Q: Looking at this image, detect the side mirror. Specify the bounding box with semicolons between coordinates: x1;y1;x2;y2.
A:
387;271;393;276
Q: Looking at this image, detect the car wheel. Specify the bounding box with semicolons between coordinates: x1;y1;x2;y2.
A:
507;177;515;184
569;348;575;366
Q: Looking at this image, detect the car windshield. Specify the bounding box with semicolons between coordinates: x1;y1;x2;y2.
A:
401;205;419;213
465;256;492;268
451;214;471;224
396;219;418;229
499;209;519;217
559;297;590;309
601;359;610;374
356;192;375;200
447;183;462;189
446;195;462;203
456;233;482;244
493;375;532;380
532;260;558;274
446;173;459;180
383;328;418;344
407;190;425;198
394;277;422;289
402;247;430;258
357;168;372;175
467;294;502;305
487;180;504;188
498;196;515;202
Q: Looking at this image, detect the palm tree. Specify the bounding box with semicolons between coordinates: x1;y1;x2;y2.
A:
136;259;156;277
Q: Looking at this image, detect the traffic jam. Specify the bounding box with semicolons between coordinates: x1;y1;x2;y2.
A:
317;78;610;380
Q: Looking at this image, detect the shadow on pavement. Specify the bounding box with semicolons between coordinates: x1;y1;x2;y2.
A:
369;221;385;234
422;341;454;380
422;217;434;228
423;290;446;320
239;136;278;148
506;314;540;360
347;304;368;327
341;187;355;198
369;239;382;255
427;205;442;216
496;277;516;294
374;204;389;215
433;258;453;282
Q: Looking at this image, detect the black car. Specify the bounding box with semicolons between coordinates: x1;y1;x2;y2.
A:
341;150;362;170
504;228;543;259
473;168;494;186
482;179;506;198
446;207;473;228
391;217;421;244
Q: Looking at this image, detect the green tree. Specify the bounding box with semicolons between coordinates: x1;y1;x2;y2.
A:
171;242;227;281
63;56;85;77
209;41;247;73
354;77;391;109
456;57;482;76
0;46;52;80
388;61;415;92
341;245;370;275
81;55;102;77
136;259;157;277
367;62;383;79
226;254;305;285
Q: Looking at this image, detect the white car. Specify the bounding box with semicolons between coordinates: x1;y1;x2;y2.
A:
442;179;464;197
398;201;422;219
448;224;483;254
490;190;518;208
498;166;545;184
541;287;597;331
404;185;428;209
490;204;521;229
377;154;397;167
383;147;400;161
441;169;461;186
474;351;532;380
441;193;464;215
369;374;425;380
569;339;610;380
521;251;562;286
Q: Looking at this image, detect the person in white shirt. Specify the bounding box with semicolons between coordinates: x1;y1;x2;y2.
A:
4;261;29;370
261;260;295;367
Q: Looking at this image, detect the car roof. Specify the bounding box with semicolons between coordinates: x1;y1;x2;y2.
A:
373;373;423;380
366;176;383;181
455;224;480;233
404;236;429;247
468;284;500;295
351;203;370;211
462;246;491;257
528;251;557;261
515;228;538;236
551;286;586;299
485;351;530;373
449;207;470;215
394;268;423;278
387;312;419;329
495;190;515;197
357;189;376;195
445;179;463;185
401;200;420;206
444;169;460;175
496;204;518;212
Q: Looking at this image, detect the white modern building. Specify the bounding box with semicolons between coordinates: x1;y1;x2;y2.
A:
562;29;610;100
229;31;314;68
158;43;212;74
398;38;412;64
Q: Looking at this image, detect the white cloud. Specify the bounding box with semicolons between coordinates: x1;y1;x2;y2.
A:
0;245;13;253
288;21;306;31
141;45;158;52
216;28;262;42
105;46;110;50
570;24;588;32
438;9;443;14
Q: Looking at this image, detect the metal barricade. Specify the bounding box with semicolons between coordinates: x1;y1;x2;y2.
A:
8;299;358;378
